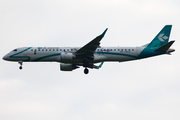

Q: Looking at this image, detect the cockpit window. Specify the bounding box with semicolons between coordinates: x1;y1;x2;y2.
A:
13;49;17;52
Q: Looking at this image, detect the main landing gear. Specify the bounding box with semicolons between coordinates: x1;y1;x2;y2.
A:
83;60;89;74
84;68;89;74
18;61;23;70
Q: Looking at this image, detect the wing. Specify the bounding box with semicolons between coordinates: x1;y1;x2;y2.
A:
76;28;108;61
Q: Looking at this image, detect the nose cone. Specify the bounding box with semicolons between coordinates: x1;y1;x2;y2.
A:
2;54;9;61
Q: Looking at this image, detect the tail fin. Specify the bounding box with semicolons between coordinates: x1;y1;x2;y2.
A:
147;25;172;49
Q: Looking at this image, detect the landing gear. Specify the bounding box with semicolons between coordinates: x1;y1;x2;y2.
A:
83;60;89;74
83;60;89;67
84;68;89;74
19;66;22;70
18;61;23;70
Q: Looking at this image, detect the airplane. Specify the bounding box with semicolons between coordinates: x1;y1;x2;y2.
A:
2;25;175;74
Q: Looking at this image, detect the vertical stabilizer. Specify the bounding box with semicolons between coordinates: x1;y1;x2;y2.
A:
147;25;172;49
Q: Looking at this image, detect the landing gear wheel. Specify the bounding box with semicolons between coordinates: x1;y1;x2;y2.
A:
18;61;23;70
84;68;89;74
19;66;22;70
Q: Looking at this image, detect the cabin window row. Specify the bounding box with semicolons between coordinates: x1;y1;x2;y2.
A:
30;48;135;52
31;49;78;52
97;49;134;52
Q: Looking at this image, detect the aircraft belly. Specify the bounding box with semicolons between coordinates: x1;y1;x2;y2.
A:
93;54;107;63
117;55;136;62
94;53;136;62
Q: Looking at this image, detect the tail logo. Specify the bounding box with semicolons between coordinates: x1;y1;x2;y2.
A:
158;34;168;42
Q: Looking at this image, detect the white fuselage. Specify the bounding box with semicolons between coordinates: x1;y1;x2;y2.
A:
4;47;143;64
2;25;174;74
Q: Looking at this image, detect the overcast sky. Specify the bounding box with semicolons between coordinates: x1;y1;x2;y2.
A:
0;0;180;120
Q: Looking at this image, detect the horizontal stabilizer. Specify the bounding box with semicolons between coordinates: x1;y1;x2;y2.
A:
155;41;175;52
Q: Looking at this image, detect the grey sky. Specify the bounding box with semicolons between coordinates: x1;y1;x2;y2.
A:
0;0;180;120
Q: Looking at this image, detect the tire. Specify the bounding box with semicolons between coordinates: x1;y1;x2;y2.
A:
84;68;89;74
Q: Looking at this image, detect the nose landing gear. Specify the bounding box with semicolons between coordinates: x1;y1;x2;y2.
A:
18;61;23;70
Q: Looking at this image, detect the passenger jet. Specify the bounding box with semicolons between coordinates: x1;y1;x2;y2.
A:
3;25;175;74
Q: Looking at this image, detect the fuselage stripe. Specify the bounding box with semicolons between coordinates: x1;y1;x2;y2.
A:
9;47;32;61
33;53;60;61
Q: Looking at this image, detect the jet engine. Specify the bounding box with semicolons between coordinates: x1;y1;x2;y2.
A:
60;63;79;71
59;53;75;62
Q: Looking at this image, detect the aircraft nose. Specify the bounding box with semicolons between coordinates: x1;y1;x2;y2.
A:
2;54;9;60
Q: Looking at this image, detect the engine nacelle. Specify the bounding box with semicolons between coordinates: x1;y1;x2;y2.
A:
60;63;79;71
58;53;75;62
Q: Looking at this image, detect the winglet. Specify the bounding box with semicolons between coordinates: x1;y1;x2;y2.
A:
98;62;104;68
100;28;108;37
92;62;104;69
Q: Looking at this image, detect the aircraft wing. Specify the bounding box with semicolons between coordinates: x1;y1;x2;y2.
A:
76;28;108;60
